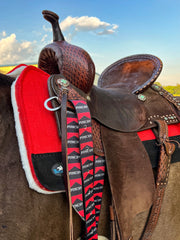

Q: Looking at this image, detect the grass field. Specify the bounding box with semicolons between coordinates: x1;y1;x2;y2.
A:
0;66;17;74
0;64;37;74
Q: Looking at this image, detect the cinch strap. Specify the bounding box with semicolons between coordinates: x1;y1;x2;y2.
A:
67;100;105;240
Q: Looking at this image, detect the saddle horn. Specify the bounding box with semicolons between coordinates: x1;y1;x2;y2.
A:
42;10;65;42
38;10;95;94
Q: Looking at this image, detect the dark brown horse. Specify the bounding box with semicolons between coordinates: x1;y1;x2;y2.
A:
0;72;110;240
1;72;180;240
1;9;180;240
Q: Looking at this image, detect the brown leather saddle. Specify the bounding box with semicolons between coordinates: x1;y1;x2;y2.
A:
87;55;179;240
38;10;180;240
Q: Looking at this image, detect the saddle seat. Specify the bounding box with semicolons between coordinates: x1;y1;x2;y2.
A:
97;54;162;94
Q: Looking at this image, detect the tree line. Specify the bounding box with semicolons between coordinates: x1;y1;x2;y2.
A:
156;82;180;96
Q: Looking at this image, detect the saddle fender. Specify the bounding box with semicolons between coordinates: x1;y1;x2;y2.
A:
87;86;147;132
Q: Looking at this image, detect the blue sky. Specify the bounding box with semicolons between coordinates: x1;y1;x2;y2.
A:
0;0;180;85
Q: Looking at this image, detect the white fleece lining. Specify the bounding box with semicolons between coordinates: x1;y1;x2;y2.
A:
11;76;61;194
7;65;27;78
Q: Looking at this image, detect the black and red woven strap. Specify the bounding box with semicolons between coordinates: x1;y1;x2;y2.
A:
66;100;105;240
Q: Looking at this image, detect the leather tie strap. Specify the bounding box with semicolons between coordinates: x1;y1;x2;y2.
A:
60;81;74;240
141;120;175;240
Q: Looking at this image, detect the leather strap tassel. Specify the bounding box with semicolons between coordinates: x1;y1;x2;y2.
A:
110;205;116;240
60;82;74;240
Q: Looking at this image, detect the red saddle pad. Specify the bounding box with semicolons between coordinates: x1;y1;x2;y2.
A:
11;66;106;234
11;65;65;194
138;122;180;168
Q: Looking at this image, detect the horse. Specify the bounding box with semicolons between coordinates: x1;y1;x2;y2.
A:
1;63;180;240
1;9;180;240
0;72;111;240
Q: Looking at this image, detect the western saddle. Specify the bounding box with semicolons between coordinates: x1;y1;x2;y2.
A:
38;10;180;240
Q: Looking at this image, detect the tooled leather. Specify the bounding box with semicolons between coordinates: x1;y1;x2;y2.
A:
139;87;180;131
141;120;175;240
48;75;104;156
91;119;104;157
39;41;95;94
151;84;180;112
38;44;63;74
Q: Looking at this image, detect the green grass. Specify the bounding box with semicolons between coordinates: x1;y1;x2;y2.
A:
0;64;37;74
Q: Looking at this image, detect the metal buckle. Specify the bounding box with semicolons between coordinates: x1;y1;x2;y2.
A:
44;96;61;111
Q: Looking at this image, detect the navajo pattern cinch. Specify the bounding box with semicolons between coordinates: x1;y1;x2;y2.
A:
71;100;97;239
66;100;106;239
66;110;85;218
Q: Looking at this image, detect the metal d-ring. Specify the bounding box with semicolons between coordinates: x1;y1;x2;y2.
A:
44;96;61;111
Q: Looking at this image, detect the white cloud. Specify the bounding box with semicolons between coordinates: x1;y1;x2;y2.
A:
60;16;118;36
2;31;6;37
61;16;108;31
0;33;37;65
112;24;119;30
43;25;51;32
97;29;115;35
42;15;118;42
41;34;48;42
0;31;6;38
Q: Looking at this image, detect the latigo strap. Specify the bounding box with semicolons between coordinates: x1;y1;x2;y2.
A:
60;85;74;240
141;120;175;240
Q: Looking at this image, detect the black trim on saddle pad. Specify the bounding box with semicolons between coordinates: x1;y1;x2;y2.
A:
31;135;180;192
143;135;180;168
31;152;65;191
